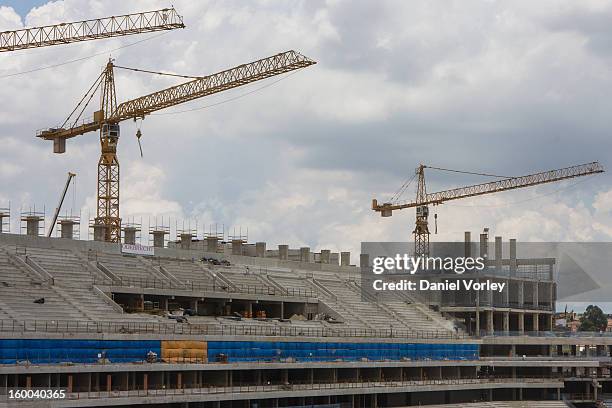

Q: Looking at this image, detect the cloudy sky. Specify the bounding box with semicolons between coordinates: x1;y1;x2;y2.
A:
0;0;611;260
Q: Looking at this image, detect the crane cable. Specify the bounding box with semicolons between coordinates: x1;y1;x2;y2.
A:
389;173;416;203
113;65;202;80
426;165;513;179
0;31;172;79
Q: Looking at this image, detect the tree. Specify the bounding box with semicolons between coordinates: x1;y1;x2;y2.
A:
579;305;608;332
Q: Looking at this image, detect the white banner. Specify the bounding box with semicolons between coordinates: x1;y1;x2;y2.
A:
121;243;155;256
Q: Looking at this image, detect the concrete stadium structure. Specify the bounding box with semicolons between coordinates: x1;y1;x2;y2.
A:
0;226;611;408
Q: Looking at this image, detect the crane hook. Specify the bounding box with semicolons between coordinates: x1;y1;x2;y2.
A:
136;129;143;158
434;213;438;234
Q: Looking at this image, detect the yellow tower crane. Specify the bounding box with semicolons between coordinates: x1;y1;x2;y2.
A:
372;162;604;257
37;51;316;242
0;8;184;52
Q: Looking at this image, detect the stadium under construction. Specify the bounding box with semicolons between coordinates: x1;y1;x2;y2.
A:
0;223;611;408
1;5;611;408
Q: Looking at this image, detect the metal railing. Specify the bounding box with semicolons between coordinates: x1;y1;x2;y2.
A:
96;276;315;297
0;377;563;402
0;319;467;339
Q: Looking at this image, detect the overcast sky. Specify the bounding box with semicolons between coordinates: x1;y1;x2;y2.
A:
0;0;611;260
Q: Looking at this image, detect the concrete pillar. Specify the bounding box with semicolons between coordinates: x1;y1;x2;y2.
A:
123;227;137;245
231;239;243;255
503;311;510;332
464;231;471;258
360;254;369;269
67;375;73;393
509;239;517;277
24;216;43;237
475;310;480;335
59;220;77;239
479;233;488;260
180;233;193;250
278;244;288;260
106;374;112;392
340;252;350;266
487;311;494;335
93;224;106;242
320;249;330;264
151;231;167;248
256;242;266;257
206;237;219;252
143;374;148;391
533;313;539;332
518;313;524;334
495;236;502;273
518;282;524;306
0;212;9;233
300;247;311;262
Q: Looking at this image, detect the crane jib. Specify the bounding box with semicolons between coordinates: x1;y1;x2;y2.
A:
36;51;316;142
374;162;604;212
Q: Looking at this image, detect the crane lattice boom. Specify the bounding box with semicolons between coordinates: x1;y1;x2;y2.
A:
37;50;315;141
372;161;604;257
0;8;184;52
373;162;604;213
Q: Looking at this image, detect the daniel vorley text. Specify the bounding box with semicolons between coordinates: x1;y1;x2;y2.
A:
372;279;506;293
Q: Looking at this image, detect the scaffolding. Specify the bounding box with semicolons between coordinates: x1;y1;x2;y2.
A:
122;217;143;245
20;206;45;237
56;211;81;240
149;216;171;248
0;203;10;233
228;226;248;243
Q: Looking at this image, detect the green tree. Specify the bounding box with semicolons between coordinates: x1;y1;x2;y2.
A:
579;305;608;332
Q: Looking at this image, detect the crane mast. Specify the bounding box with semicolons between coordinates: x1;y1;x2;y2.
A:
373;162;604;256
0;8;184;52
37;51;316;242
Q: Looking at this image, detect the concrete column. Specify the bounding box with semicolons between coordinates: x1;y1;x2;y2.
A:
479;233;488;260
206;237;219;253
180;233;193;250
495;236;502;273
340;252;350;266
320;249;330;264
278;245;288;260
256;242;266;257
59;220;77;239
518;282;524;306
231;240;243;255
67;375;73;393
93;224;106;242
24;216;43;236
509;239;517;277
143;374;148;391
533;313;539;332
123;227;137;245
151;231;167;248
300;247;310;262
475;310;480;335
0;212;9;233
464;231;471;258
518;313;524;334
360;254;370;275
106;374;112;392
487;311;494;335
503;312;510;332
534;282;539;307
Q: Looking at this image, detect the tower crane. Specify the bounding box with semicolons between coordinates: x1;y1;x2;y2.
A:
0;8;184;52
37;51;316;242
372;162;604;256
